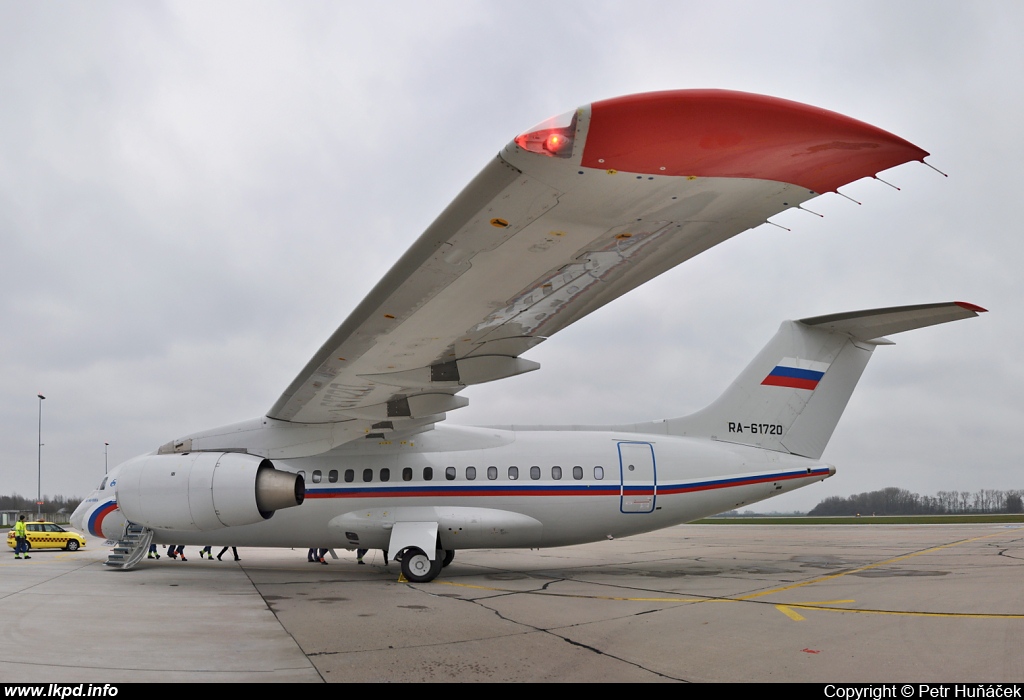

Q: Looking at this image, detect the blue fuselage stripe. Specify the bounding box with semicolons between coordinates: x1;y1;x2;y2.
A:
302;468;830;500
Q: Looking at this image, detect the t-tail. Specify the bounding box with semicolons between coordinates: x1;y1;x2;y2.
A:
655;302;986;459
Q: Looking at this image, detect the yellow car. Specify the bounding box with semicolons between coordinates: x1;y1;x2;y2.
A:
7;521;86;552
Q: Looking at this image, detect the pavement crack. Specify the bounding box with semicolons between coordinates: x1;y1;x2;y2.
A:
557;634;688;682
242;565;327;683
439;576;689;681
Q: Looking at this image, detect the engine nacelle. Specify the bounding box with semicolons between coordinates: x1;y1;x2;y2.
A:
115;452;304;531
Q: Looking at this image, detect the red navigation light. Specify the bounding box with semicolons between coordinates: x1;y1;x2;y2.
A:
545;134;566;154
514;109;577;158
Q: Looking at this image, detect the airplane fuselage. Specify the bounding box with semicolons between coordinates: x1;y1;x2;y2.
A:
74;425;833;552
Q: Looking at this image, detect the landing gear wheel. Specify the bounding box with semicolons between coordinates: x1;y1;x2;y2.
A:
65;540;80;551
400;547;442;583
442;549;455;567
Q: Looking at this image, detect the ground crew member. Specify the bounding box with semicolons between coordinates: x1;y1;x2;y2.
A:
13;515;30;559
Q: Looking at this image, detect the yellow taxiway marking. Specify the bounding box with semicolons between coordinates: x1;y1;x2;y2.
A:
738;529;1020;602
776;605;806;621
439;581;1024;619
437;528;1024;620
439;581;1024;621
775;600;855;621
774;602;1024;621
755;529;1024;620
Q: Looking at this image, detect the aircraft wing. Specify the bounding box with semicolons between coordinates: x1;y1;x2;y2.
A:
264;90;928;445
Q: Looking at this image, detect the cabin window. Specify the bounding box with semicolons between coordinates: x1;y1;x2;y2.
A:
403;467;413;482
446;467;456;481
594;466;604;480
344;469;354;483
530;466;541;480
312;470;322;484
487;466;497;480
508;466;519;480
573;466;583;480
380;468;390;482
328;470;338;483
362;468;373;482
423;467;433;481
551;466;562;480
466;466;477;480
99;477;108;490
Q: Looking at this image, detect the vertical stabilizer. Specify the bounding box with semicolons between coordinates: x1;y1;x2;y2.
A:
657;302;985;459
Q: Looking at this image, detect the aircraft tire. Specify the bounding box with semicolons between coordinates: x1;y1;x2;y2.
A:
400;547;442;583
442;549;455;567
66;540;80;551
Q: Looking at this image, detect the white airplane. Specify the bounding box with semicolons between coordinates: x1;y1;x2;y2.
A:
71;90;984;581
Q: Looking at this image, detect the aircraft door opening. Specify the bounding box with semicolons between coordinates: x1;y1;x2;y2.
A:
618;441;656;514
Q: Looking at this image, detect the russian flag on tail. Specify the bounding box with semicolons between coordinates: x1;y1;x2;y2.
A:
762;357;831;390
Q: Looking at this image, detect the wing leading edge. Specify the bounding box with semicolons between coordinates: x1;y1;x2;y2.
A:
166;90;931;458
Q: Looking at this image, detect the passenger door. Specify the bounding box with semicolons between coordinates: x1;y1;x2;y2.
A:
618;441;656;514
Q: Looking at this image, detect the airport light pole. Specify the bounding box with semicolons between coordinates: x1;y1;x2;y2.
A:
37;394;45;518
104;442;109;474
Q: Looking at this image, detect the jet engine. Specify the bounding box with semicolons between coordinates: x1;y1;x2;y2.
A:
114;452;304;532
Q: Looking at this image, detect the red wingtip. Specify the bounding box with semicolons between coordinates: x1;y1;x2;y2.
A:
955;301;988;313
582;90;928;193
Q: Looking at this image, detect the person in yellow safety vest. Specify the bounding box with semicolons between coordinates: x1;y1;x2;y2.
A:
13;515;30;559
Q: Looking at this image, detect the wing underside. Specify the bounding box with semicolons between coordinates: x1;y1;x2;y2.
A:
167;90;929;457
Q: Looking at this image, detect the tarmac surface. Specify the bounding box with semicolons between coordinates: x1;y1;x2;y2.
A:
2;523;1023;683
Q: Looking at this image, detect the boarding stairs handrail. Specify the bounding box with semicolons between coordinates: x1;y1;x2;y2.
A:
104;521;153;570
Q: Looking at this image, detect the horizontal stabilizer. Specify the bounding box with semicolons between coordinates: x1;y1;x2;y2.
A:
799;301;987;342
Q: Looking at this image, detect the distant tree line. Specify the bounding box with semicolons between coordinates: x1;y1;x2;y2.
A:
0;493;82;514
809;487;1024;516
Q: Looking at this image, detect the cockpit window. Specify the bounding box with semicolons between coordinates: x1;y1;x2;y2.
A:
99;477;108;491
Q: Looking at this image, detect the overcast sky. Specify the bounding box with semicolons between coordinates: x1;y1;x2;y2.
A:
1;1;1021;512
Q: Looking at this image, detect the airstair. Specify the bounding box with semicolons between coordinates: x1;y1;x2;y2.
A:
104;521;153;570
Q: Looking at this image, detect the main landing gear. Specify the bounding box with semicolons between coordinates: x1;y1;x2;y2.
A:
398;548;455;583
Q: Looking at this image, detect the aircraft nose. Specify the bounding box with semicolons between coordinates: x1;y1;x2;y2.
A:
72;493;123;538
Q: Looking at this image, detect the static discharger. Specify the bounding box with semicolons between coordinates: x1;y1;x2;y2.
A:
874;175;901;191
